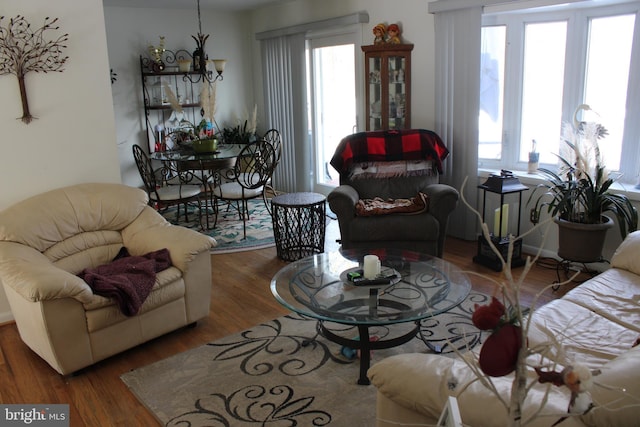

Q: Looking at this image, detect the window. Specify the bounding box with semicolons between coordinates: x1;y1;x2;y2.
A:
480;2;640;185
306;30;361;194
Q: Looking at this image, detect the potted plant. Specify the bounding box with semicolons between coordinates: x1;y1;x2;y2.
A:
221;105;258;144
528;105;638;262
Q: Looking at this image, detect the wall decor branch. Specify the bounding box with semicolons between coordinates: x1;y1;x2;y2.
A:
0;15;69;124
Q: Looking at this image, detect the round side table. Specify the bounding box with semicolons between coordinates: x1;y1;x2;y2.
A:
271;192;326;261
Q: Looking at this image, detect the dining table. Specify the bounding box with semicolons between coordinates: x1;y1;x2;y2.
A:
150;144;245;230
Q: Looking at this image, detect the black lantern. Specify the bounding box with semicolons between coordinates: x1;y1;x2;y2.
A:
473;170;528;271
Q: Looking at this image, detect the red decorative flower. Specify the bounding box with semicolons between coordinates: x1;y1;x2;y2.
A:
472;296;505;330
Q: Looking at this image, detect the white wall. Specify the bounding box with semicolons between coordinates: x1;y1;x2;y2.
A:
104;6;255;187
0;0;121;322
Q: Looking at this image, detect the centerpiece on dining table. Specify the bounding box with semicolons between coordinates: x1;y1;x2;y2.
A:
163;80;219;154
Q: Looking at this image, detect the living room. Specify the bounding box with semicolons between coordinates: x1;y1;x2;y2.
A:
1;0;640;425
0;0;445;321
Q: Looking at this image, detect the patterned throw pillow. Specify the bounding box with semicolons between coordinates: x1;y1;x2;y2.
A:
355;192;429;216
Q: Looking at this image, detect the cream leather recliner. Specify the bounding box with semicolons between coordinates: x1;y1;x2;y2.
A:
0;183;215;375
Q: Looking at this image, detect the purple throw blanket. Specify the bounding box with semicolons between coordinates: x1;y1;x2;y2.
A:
79;248;172;316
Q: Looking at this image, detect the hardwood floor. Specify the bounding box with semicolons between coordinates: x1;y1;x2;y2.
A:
0;220;575;426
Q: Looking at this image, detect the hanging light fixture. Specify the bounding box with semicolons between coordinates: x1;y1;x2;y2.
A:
192;0;227;83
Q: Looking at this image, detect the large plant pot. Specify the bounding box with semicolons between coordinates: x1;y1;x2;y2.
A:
554;216;614;262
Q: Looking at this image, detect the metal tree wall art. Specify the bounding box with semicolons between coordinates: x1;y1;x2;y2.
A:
0;15;69;124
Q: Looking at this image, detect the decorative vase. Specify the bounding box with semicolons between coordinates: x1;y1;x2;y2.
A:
178;59;191;72
554;216;614;262
151;60;165;72
192;138;218;154
527;152;539;173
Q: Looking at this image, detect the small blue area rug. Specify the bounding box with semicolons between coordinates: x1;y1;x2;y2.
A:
159;199;275;254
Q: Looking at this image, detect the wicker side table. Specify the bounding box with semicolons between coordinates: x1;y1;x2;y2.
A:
271;192;326;261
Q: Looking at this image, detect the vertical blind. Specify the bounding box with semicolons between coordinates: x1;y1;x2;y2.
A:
257;13;368;193
433;6;483;240
260;34;308;193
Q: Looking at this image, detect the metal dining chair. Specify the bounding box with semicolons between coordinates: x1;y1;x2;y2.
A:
132;144;203;224
262;129;282;208
211;139;277;238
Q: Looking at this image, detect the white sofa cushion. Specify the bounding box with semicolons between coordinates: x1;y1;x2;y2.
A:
611;230;640;275
561;268;640;333
368;353;585;427
528;298;638;369
580;345;640;427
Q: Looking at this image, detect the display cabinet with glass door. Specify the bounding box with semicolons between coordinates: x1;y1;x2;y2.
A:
362;44;413;131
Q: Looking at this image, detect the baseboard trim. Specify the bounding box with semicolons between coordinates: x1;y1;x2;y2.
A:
0;311;15;326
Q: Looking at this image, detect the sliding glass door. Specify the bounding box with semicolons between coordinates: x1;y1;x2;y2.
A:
307;32;360;195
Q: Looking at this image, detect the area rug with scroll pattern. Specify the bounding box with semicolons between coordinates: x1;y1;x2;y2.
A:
121;291;490;426
160;199;275;254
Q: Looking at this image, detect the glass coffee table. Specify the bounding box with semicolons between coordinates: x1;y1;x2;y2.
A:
270;249;471;384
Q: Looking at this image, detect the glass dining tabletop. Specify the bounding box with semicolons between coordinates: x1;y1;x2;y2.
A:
149;144;246;230
270;248;472;326
150;143;244;164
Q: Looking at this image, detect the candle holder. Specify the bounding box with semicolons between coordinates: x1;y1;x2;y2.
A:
473;170;528;271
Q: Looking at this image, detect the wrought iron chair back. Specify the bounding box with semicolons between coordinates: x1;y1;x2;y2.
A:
234;139;277;191
132;144;203;224
262;129;282;207
263;129;282;166
132;144;161;198
212;139;276;238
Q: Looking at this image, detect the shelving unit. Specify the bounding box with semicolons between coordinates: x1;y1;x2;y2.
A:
140;49;213;152
362;43;413;131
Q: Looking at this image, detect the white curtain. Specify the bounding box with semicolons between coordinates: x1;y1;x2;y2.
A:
433;6;483;240
260;34;309;193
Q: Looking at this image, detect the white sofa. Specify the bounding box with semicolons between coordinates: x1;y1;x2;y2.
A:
368;231;640;427
0;183;215;375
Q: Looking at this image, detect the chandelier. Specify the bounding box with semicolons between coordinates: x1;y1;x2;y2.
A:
191;0;227;83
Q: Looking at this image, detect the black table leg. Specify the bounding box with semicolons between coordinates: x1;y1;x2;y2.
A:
357;325;371;385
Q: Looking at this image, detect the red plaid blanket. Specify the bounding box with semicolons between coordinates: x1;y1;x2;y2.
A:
329;129;449;176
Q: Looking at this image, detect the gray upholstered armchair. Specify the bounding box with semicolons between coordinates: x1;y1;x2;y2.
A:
327;129;459;257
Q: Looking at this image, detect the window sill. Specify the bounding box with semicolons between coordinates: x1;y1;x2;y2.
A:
478;168;640;203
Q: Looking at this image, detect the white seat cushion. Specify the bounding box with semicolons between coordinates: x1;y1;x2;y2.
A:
212;182;263;200
150;184;201;202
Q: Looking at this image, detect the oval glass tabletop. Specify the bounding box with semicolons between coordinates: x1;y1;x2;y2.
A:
270;249;471;326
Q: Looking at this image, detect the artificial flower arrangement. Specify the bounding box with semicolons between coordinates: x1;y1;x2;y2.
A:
162;81;218;152
456;177;635;427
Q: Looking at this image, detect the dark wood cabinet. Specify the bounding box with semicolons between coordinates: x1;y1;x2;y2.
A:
362;44;413;131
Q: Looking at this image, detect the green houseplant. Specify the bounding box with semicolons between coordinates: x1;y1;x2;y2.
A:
528;105;638;261
221;105;258;144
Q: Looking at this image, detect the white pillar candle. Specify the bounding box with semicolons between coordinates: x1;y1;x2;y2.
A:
493;203;509;237
363;255;381;279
